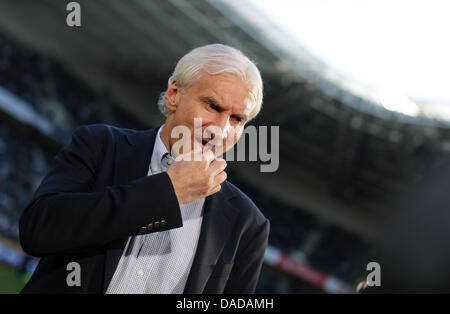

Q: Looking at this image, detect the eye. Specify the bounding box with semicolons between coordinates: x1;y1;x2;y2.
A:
209;103;221;112
232;116;243;123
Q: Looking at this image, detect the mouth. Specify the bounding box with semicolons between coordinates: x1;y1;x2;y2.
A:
194;136;210;148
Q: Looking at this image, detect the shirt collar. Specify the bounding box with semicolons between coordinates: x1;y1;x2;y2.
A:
154;124;170;162
149;124;173;174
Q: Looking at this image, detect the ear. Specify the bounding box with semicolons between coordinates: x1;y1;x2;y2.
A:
165;81;181;113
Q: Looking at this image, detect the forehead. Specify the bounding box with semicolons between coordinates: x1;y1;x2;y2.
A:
188;73;252;113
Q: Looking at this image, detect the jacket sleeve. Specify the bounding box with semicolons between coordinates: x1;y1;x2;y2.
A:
223;218;270;294
19;125;182;257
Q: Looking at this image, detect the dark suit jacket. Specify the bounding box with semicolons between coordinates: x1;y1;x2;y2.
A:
19;124;270;294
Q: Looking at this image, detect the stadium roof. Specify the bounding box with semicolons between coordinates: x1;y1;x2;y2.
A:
1;0;447;127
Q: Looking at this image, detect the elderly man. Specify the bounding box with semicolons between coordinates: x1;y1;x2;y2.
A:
19;44;270;294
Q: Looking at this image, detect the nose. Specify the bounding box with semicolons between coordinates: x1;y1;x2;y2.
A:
220;114;232;132
210;115;230;140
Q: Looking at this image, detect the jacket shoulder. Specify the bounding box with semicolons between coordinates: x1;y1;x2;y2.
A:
71;124;151;149
75;123;139;139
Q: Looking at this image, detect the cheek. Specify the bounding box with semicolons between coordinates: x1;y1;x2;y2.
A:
234;126;244;138
177;103;202;128
226;127;243;144
188;103;209;121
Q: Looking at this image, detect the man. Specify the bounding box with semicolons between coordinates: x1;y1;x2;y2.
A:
19;44;270;294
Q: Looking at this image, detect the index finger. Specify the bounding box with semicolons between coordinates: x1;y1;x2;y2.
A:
208;158;227;176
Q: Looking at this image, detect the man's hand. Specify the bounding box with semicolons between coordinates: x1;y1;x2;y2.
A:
166;150;227;204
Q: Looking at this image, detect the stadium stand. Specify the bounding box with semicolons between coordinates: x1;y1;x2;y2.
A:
0;30;375;293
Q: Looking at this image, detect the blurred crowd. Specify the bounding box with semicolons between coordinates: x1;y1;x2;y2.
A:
233;174;372;290
0;33;146;133
0;31;372;293
0;124;52;242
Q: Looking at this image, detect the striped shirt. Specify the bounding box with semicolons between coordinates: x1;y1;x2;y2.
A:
106;125;205;294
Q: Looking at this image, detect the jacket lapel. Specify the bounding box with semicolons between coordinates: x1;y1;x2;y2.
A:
183;183;238;294
102;126;159;293
101;125;239;294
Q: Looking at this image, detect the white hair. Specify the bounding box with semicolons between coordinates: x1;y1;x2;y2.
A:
158;43;263;120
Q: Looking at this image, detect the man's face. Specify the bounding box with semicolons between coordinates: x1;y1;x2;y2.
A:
164;73;251;157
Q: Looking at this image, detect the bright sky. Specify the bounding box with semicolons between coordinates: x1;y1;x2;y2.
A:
249;0;450;109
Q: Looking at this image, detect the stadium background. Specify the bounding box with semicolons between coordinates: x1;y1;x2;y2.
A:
0;0;448;293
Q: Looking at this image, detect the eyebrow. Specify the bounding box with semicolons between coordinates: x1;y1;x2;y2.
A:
199;96;248;121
